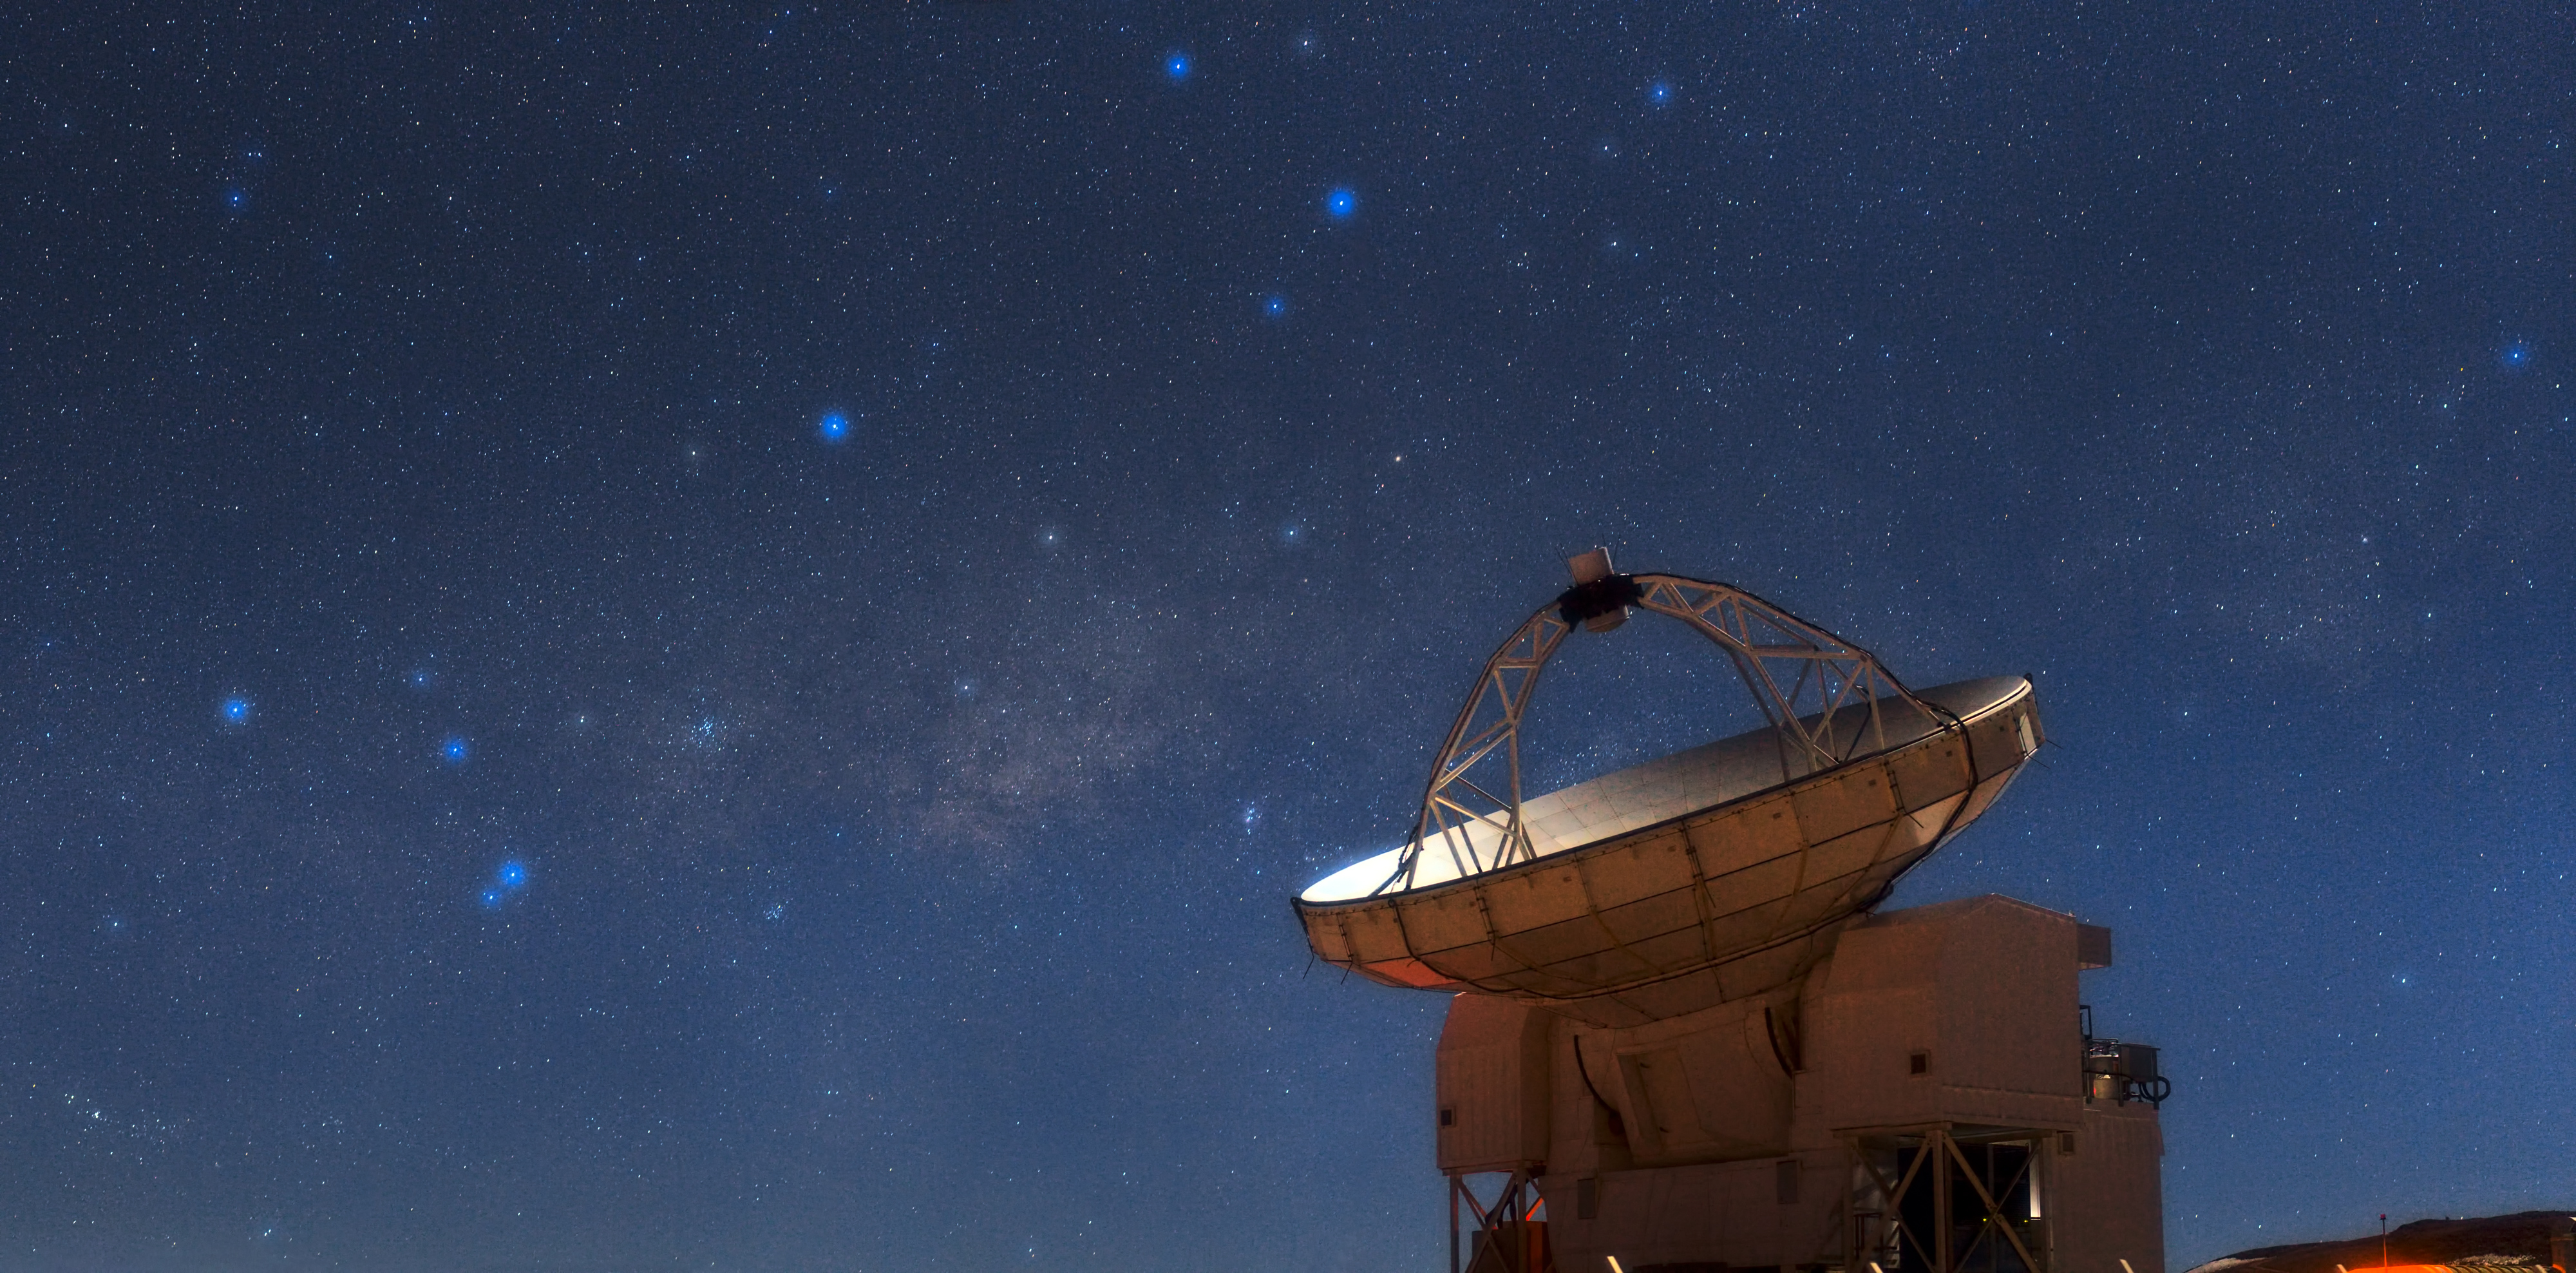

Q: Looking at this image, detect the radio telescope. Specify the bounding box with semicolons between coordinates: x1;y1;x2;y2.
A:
1294;551;2044;1029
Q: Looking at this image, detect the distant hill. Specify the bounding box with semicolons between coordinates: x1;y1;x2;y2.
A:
2186;1212;2575;1273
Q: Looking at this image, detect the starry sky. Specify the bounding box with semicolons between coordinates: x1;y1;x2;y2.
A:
2;3;2569;1270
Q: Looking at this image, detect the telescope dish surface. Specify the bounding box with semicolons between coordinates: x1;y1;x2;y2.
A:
1292;568;2043;1028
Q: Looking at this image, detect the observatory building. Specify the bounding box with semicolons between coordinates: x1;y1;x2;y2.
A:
1295;554;2167;1273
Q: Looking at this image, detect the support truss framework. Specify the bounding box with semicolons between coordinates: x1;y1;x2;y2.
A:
1450;1169;1546;1273
1388;573;1945;895
1846;1125;2054;1273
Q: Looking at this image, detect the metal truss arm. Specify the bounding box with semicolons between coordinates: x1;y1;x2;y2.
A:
1385;570;1947;897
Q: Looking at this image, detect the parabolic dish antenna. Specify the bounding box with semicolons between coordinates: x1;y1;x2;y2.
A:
1294;552;2043;1028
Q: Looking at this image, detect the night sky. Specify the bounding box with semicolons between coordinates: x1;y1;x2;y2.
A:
3;3;2570;1270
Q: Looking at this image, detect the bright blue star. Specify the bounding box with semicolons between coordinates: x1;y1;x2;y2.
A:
481;857;530;908
1648;80;1674;106
1325;187;1358;218
2501;341;2532;368
408;668;435;689
223;186;247;211
1264;294;1289;318
1165;51;1192;80
818;411;851;443
221;696;251;723
441;736;469;764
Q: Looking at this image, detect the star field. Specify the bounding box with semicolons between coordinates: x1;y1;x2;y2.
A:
1;4;2570;1272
